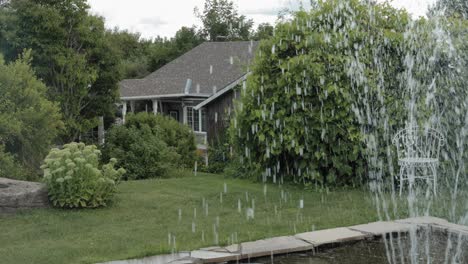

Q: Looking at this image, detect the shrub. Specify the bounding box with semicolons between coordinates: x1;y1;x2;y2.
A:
205;131;231;174
0;145;29;180
125;113;197;167
42;143;125;208
231;0;410;186
102;121;179;180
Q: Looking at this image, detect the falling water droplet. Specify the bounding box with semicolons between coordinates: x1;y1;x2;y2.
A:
246;208;255;220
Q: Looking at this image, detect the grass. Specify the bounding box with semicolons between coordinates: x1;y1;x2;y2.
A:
0;172;378;264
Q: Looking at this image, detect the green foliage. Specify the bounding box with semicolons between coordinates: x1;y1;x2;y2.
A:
231;0;411;186
430;0;468;19
105;30;151;79
0;0;122;142
106;26;203;78
103;113;196;180
204;130;231;174
147;28;203;73
42;143;125;208
125;113;197;167
195;0;254;41
102;123;176;180
206;142;230;174
0;51;63;180
0;145;27;180
252;23;274;41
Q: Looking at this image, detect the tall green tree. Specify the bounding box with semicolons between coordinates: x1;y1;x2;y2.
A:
0;0;122;142
231;0;410;186
106;29;152;79
173;26;203;52
252;23;274;40
195;0;253;41
431;0;468;18
148;26;203;72
0;51;63;180
106;26;203;79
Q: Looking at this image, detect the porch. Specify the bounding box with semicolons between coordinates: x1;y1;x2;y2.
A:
119;97;209;149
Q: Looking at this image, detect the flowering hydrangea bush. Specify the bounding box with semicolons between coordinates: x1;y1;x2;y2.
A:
42;143;125;208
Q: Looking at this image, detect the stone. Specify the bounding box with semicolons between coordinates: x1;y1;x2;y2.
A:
189;250;239;262
98;253;192;264
431;222;468;236
100;218;468;264
396;216;450;226
295;227;371;246
0;177;49;213
198;246;224;252
168;258;201;264
224;236;313;258
396;217;468;236
350;221;413;236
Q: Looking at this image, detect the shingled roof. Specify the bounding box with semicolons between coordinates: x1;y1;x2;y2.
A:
120;41;259;100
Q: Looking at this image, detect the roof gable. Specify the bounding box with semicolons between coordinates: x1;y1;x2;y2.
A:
120;41;259;99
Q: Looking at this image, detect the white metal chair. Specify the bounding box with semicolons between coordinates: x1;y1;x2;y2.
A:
392;127;445;196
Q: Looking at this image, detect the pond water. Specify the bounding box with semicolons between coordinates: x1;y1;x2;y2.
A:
243;233;468;264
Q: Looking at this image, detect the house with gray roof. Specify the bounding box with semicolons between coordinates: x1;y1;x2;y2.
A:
119;41;259;150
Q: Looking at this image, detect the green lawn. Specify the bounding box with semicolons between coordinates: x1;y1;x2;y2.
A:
0;173;378;264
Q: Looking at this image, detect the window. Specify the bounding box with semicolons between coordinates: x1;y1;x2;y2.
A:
201;109;207;132
185;107;206;132
169;110;179;121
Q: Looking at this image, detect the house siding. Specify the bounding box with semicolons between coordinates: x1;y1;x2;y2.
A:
205;89;240;145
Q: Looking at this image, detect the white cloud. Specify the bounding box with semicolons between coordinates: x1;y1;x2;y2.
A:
139;17;167;26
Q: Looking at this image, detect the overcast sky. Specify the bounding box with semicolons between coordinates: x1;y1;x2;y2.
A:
88;0;436;40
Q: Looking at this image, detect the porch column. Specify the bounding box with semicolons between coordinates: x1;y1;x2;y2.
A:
159;100;163;113
198;108;203;132
122;102;127;124
183;106;187;124
152;99;158;115
130;101;135;113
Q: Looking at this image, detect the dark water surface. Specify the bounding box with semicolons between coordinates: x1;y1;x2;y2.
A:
240;232;468;264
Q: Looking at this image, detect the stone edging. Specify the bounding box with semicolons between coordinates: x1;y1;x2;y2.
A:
99;216;468;264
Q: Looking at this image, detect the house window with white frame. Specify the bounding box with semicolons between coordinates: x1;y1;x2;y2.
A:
185;106;206;132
